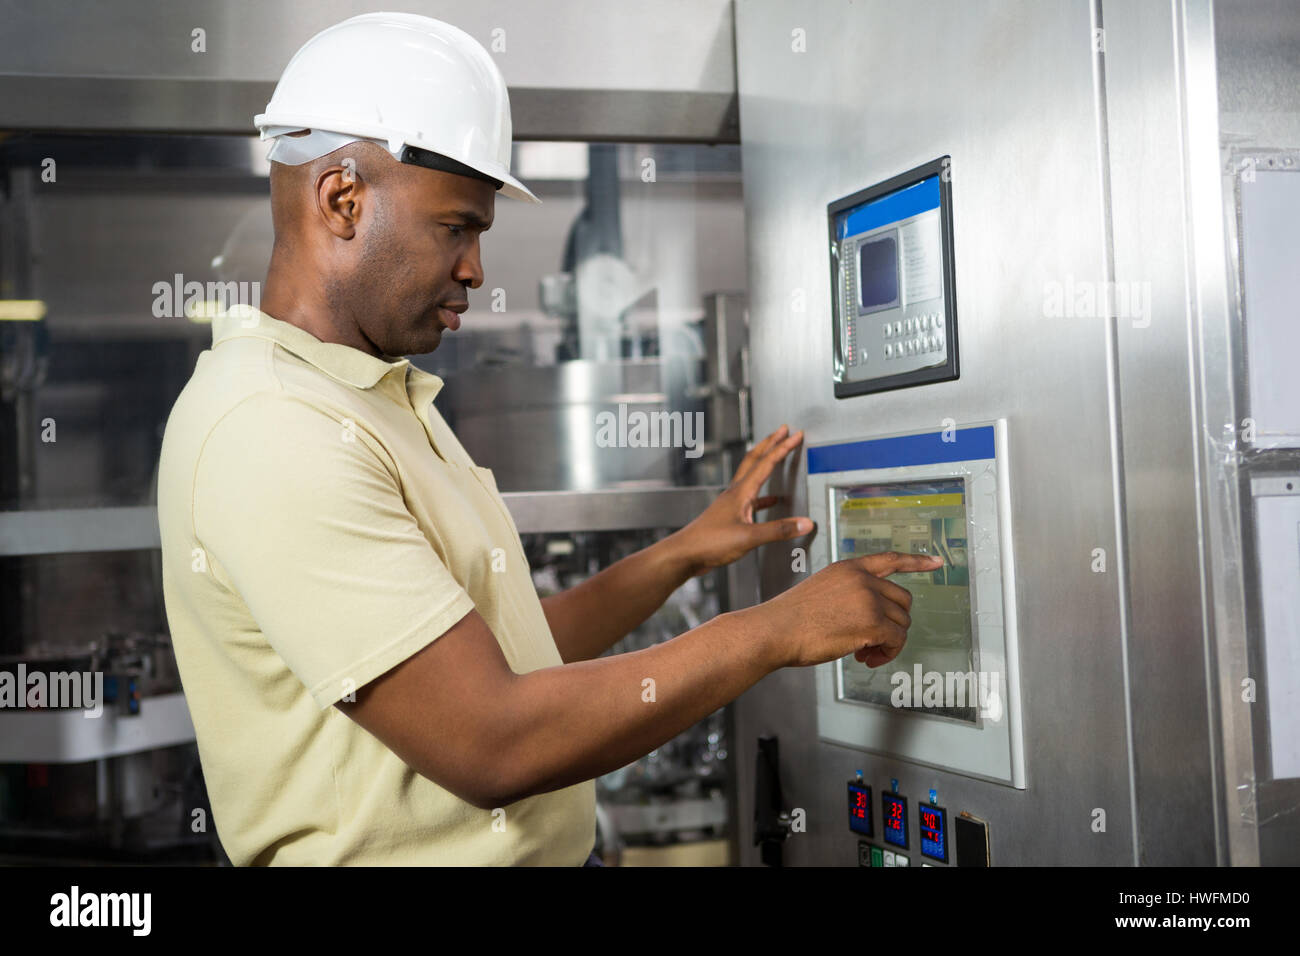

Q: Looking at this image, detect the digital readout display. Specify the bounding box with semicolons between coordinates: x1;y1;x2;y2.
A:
882;792;908;849
919;804;948;862
848;782;872;836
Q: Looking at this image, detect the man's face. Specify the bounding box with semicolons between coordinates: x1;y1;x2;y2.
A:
352;168;496;358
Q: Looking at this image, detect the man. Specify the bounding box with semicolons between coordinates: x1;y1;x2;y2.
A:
157;13;939;866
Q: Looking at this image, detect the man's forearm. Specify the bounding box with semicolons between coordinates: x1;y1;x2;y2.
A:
491;602;782;806
539;530;699;663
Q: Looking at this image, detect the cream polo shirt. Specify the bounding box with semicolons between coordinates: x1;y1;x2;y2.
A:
156;305;595;865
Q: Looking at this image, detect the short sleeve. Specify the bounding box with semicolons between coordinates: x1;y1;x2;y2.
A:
193;391;476;709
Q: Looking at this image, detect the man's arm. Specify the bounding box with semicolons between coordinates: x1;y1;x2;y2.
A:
538;534;696;664
540;425;813;663
339;551;938;810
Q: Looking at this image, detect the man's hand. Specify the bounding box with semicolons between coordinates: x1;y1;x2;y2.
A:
666;424;812;577
756;551;945;669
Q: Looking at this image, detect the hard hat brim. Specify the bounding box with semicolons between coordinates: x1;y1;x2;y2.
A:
256;112;541;204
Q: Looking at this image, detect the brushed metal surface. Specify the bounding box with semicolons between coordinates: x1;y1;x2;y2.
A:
1102;0;1218;866
440;361;688;491
501;486;722;534
734;0;1139;866
0;507;161;556
0;490;724;554
1208;0;1300;866
733;0;1299;868
0;0;739;141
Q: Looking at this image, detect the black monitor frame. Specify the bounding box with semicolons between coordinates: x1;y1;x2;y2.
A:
827;155;959;398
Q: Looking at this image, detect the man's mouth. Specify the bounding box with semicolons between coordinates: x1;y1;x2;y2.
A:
437;303;467;331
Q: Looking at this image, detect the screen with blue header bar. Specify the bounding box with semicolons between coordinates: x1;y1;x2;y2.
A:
807;425;994;474
836;175;941;241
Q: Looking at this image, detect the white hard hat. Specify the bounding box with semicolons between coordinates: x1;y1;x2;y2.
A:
254;12;539;203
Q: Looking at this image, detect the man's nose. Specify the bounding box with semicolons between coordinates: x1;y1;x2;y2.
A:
454;241;484;290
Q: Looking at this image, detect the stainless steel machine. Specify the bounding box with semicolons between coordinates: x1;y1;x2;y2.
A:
731;0;1300;866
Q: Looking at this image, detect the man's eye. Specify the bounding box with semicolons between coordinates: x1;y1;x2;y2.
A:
445;224;464;237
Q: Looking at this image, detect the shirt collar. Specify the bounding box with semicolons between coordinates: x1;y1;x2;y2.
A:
212;305;444;397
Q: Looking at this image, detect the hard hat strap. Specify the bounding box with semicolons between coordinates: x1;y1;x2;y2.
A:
400;145;504;190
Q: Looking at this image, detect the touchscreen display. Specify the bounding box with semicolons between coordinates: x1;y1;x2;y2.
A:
832;477;977;722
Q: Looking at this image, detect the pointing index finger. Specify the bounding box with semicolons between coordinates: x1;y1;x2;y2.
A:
858;551;944;578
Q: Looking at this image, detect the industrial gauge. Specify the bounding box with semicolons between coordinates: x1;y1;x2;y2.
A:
919;804;949;863
828;156;958;397
847;779;873;837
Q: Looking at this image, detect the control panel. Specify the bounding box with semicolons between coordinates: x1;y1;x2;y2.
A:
849;774;989;867
806;421;1025;787
828;156;958;397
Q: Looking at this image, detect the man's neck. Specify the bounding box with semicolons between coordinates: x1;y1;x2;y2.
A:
260;254;384;358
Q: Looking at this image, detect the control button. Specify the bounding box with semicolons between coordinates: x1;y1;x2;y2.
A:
882;323;891;338
870;845;884;867
884;344;893;359
894;320;902;336
896;855;911;867
883;851;896;867
858;841;872;867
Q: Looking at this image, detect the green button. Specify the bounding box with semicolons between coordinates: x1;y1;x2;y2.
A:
870;846;884;867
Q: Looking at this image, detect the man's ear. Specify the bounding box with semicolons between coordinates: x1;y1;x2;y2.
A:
315;164;362;239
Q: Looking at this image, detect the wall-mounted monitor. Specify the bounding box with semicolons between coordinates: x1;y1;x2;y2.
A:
828;156;958;397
